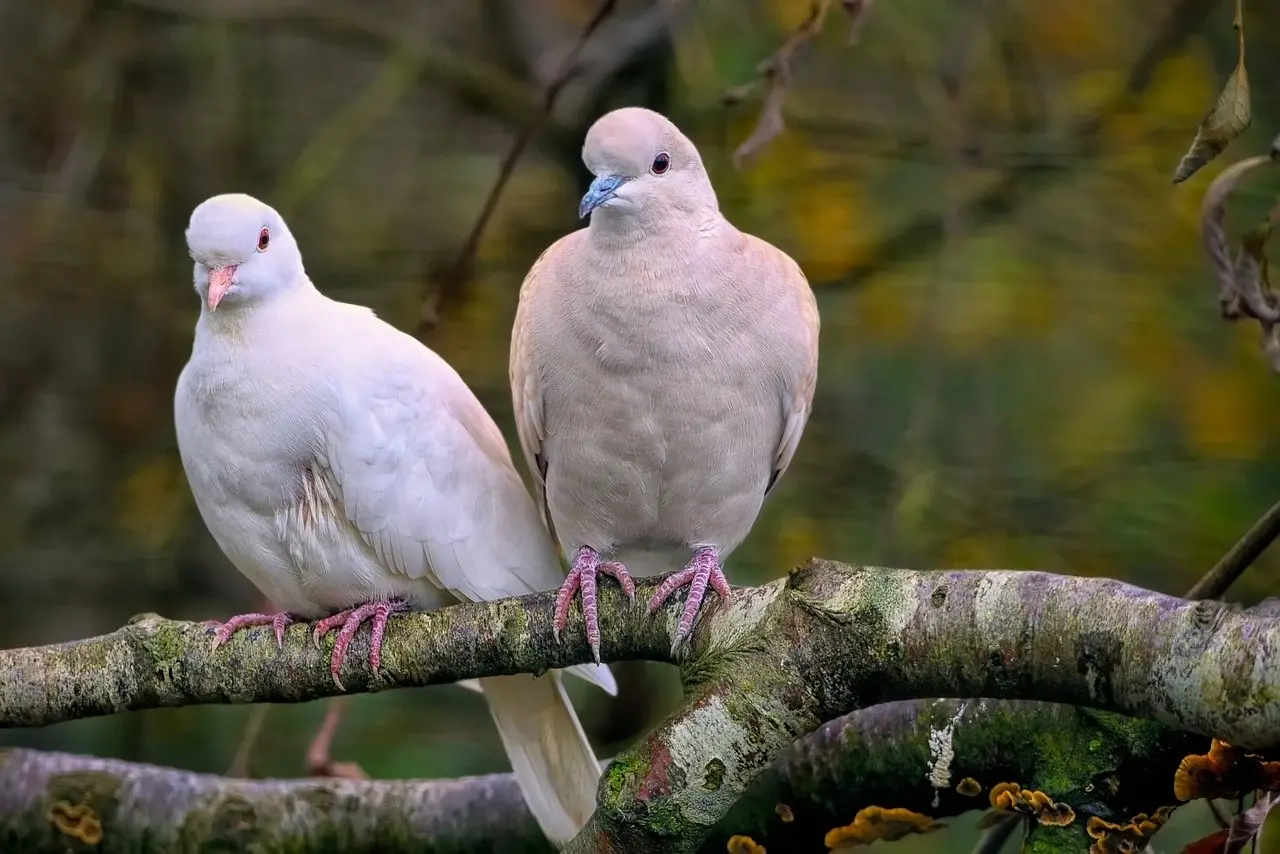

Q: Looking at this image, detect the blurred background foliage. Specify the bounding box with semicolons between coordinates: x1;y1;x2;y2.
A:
1;0;1279;849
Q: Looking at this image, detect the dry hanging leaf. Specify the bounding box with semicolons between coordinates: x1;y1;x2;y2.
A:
1200;133;1280;373
1199;153;1275;320
1173;0;1251;183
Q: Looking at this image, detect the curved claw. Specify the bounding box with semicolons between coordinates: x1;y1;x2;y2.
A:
207;611;299;651
646;547;731;652
311;599;408;690
553;547;636;663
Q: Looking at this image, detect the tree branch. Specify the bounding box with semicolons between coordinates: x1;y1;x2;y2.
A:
4;559;1280;851
0;699;1205;852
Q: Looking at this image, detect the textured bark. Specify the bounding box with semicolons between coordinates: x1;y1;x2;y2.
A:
3;559;1279;852
0;577;673;728
0;748;545;853
572;561;1280;852
0;700;1205;852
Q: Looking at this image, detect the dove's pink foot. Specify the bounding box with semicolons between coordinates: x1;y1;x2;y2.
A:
205;611;299;650
305;697;369;780
311;599;409;690
647;547;732;651
554;546;636;663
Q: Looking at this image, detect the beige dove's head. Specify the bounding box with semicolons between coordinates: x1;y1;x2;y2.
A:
186;193;306;312
579;107;718;227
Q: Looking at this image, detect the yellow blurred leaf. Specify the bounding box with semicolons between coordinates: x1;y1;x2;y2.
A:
938;236;1024;355
766;0;818;31
1051;374;1151;473
946;535;1007;568
855;274;917;342
1119;314;1188;389
772;514;820;572
1180;362;1265;458
892;468;936;541
1172;0;1250;184
1066;69;1126;118
1139;49;1218;135
118;457;187;550
787;179;870;281
1023;0;1114;64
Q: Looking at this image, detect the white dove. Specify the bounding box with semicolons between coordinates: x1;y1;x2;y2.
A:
174;192;614;846
511;107;820;660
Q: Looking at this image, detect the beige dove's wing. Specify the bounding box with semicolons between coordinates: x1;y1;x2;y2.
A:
765;244;821;497
510;242;558;529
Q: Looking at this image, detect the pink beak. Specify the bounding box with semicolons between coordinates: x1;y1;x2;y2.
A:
206;265;238;311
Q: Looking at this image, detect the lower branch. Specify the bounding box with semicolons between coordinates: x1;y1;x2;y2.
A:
0;699;1205;853
710;699;1203;853
0;747;543;853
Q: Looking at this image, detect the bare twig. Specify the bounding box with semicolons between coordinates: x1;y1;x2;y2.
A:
726;0;834;166
416;0;621;337
1186;497;1280;600
225;703;269;778
725;0;877;164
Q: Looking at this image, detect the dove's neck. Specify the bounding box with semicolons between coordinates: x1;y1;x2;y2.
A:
588;204;723;254
585;206;730;299
196;276;320;341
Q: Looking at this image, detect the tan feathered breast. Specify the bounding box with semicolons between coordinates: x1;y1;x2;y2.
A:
510;218;818;569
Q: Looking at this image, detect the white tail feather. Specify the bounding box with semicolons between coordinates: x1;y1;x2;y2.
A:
480;673;603;846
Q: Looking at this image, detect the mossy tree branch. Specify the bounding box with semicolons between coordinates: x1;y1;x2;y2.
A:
4;559;1280;852
0;700;1205;852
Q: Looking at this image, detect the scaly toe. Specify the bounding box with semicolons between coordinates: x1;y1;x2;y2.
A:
647;567;697;614
600;561;636;602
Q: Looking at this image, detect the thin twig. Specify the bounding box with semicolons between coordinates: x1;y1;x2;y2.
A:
725;0;835;166
416;0;621;336
1186;498;1280;600
225;703;269;778
306;697;368;780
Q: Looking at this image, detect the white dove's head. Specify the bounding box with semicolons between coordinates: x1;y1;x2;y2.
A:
185;193;306;312
579;107;718;227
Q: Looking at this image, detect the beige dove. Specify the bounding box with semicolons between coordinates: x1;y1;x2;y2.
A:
510;107;820;659
174;193;615;846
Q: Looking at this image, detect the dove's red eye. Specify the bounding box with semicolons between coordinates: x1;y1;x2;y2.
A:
257;227;270;252
651;153;670;175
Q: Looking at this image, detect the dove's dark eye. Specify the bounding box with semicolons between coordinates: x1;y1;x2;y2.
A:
651;153;670;175
257;227;270;252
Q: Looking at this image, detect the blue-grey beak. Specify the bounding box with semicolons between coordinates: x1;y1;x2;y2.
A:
579;174;630;219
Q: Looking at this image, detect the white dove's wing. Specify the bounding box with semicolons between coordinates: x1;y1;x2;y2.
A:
316;324;613;694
